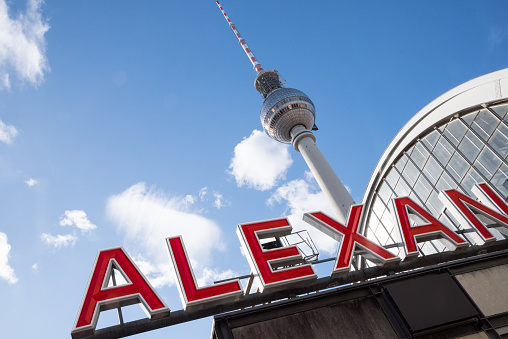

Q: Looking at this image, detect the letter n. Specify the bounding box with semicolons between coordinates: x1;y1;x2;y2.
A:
391;197;468;258
439;183;508;241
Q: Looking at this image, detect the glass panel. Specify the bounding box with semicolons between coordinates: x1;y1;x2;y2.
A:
368;212;381;233
395;154;408;173
378;183;393;206
458;131;482;163
461;169;483;197
402;160;419;187
492;164;508;199
389;227;401;243
461;111;478;126
448;153;469;181
420;241;437;254
386;168;399;188
394;178;411;197
439;212;457;231
406;145;415;157
372;196;386;220
380;210;395;235
435;171;456;192
422;130;440;149
431;239;446;252
444;209;461;228
409;190;424;205
490;104;508;118
474;161;492;181
375;223;390;246
472;109;498;140
413;176;432;202
369;218;379;236
427;190;444;215
423;156;443;183
411;143;429;170
434;138;454;166
444;120;467;146
476;147;502;177
415;142;430;157
488;128;508;159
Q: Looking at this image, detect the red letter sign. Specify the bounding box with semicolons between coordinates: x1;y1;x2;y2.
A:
304;205;400;277
237;218;316;292
440;183;508;241
72;247;169;336
166;236;243;311
472;183;508;215
392;197;468;258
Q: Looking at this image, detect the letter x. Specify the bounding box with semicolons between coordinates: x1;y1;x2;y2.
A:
304;205;400;277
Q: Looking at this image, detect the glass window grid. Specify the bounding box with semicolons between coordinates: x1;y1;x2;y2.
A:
488;103;508;119
366;105;508;258
462;113;507;163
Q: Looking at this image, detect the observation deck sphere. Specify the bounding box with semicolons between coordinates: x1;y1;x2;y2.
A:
260;88;315;143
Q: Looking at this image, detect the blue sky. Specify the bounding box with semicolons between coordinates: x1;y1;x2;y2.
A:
0;0;507;338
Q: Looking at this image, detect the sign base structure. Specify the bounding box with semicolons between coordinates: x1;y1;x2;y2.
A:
212;248;508;339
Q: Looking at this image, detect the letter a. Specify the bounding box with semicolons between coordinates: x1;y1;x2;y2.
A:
72;247;169;336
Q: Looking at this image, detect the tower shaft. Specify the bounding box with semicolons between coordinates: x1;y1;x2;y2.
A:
291;126;355;223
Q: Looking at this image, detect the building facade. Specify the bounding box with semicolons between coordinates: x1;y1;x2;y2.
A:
361;68;508;259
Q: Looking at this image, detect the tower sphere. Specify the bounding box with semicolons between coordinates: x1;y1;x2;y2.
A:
259;87;316;143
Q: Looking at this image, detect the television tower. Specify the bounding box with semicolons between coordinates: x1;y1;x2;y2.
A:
216;1;355;223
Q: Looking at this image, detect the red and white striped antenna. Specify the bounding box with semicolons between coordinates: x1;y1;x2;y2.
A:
216;1;263;74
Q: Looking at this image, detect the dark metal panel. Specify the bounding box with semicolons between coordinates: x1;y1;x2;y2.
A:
384;273;478;332
223;286;371;329
230;297;397;339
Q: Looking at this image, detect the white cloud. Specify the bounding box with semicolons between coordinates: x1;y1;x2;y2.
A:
228;130;293;191
197;267;237;286
213;192;225;209
41;233;77;248
59;210;97;232
0;120;18;144
106;183;230;288
24;178;38;187
133;255;172;289
268;176;339;256
199;187;208;201
32;263;38;271
0;0;50;90
183;194;196;205
0;232;18;284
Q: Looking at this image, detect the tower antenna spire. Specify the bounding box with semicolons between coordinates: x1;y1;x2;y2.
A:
216;1;263;74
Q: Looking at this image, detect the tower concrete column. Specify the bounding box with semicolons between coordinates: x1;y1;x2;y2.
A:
291;125;355;224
